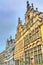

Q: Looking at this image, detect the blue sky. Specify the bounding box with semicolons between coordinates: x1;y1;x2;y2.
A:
0;0;43;53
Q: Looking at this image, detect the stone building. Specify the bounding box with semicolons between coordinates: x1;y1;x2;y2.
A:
0;51;5;65
14;1;43;65
4;36;15;65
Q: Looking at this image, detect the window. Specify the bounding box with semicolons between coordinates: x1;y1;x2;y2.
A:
25;51;30;65
24;35;29;46
34;55;38;64
35;26;41;40
34;47;38;64
34;51;37;55
29;33;31;43
38;45;41;54
38;45;42;64
32;31;35;42
38;54;42;64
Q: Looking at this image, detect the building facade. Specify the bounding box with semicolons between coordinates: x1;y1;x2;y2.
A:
4;36;15;65
14;1;43;65
0;51;5;65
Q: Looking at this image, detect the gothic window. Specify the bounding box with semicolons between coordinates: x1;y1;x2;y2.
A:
38;54;42;64
34;55;38;64
35;27;41;40
34;50;37;55
24;35;29;46
31;30;35;42
29;33;31;43
34;47;37;55
38;45;42;54
25;50;30;65
37;45;42;64
34;47;38;64
35;28;39;39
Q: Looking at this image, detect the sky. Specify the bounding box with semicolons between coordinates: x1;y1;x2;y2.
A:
0;0;43;53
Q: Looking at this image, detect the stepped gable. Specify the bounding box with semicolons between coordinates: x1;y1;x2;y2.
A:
25;1;35;24
25;1;43;25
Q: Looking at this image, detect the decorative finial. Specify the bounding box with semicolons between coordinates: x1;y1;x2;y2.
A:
18;17;22;25
10;35;12;40
27;1;29;5
7;39;9;43
36;8;38;12
18;17;20;22
27;1;30;11
31;3;34;9
6;39;9;47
